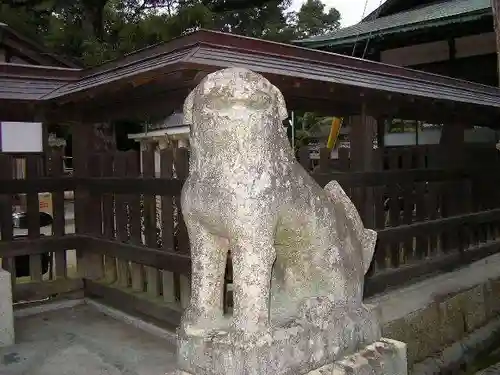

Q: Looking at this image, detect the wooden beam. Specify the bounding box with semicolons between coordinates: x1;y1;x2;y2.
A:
365;240;500;297
0;235;81;258
377;208;500;243
493;0;500;84
14;278;83;302
84;280;182;329
82;236;191;274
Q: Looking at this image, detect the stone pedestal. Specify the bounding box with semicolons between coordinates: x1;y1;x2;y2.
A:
177;304;387;375
175;338;406;375
308;339;407;375
0;269;14;347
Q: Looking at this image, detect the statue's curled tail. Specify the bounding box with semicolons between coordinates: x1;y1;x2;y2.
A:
324;181;377;274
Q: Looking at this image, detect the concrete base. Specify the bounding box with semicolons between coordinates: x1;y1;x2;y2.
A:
177;304;381;375
0;269;14;347
173;339;406;375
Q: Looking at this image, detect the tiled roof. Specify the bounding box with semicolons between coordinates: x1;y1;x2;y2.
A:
294;0;491;48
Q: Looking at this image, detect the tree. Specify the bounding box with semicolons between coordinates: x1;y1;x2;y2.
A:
290;0;340;39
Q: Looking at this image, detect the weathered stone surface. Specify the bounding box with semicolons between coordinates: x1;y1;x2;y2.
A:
461;285;487;332
329;339;407;375
178;339;406;375
382;303;440;365
484;277;500;318
438;292;466;346
0;269;14;347
178;304;380;375
180;339;408;375
180;67;377;336
176;67;386;374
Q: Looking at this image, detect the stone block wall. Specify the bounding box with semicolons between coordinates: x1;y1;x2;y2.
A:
381;279;500;366
367;253;500;372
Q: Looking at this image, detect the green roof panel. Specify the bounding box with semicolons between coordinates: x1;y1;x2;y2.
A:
294;0;491;48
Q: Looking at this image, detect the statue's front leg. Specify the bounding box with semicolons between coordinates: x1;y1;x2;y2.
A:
181;219;229;335
231;227;275;335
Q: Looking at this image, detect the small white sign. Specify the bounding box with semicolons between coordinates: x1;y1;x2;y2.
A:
1;122;43;153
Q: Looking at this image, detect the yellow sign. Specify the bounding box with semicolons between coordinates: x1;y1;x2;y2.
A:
326;117;343;150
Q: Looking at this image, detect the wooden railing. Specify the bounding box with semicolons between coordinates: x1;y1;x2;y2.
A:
0;147;499;328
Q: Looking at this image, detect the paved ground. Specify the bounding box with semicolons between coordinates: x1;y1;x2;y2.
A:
0;304;177;375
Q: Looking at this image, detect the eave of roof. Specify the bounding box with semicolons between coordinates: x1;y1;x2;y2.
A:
41;30;500;107
1;29;500;126
294;0;491;48
0;63;80;100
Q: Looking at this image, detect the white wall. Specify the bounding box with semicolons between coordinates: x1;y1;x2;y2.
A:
380;33;496;67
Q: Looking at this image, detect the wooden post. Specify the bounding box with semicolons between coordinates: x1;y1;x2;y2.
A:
349;104;376;172
439;123;465;166
72;122;103;280
349;103;377;228
493;0;500;83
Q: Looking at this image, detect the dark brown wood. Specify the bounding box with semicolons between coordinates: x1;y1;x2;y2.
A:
125;151;142;245
160;149;175;252
83;236;191;275
72;123;91;235
0;235;81;258
14;278;83;302
338;147;350;172
87;153;103;236
113;153;129;243
0;167;493;195
101;153;114;239
0;177;75;193
141;145;160;297
113;152;131;288
318;148;331;173
160;148;177;303
142;145;158;248
312;167;490;189
365;239;500;297
298;147;311;171
401;149;414;261
349;107;375;172
72;122;91;278
84;280;182;329
387;152;401;267
26;154;42;281
372;149;387;270
84;177;184;195
49;149;67;278
0;154;15;282
414;179;428;259
100;153;116;282
378;208;500;244
493;0;500;85
174;148;189;254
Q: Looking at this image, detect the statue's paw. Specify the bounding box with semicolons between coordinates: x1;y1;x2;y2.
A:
229;321;271;342
181;308;228;337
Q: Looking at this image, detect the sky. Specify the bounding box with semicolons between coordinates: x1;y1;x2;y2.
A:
289;0;386;27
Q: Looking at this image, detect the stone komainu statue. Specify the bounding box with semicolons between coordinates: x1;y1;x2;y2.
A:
180;67;377;336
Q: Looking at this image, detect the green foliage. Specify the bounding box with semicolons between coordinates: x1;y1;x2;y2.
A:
287;111;334;152
0;0;341;66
